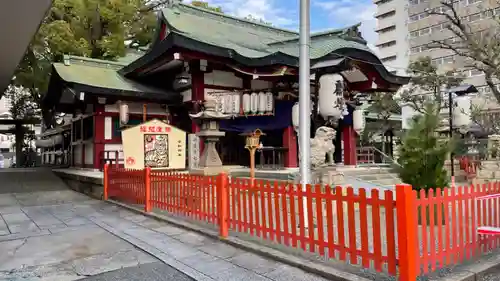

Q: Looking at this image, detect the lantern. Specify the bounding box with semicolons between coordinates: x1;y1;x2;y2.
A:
292;102;299;131
119;101;129;125
265;91;274;113
242;93;251;114
231;93;241;115
453;95;472;130
318;74;343;119
401;103;418;130
258;91;267;114
250;92;258;114
223;94;232;114
352;108;365;135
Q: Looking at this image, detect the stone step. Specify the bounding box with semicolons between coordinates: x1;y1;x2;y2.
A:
341;169;395;177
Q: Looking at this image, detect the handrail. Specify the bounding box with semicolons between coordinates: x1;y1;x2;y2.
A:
371;146;402;168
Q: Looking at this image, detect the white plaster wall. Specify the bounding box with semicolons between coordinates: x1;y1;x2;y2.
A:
104;117;113;140
104;144;124;164
73;144;82;165
85;143;93;165
105;102;166;115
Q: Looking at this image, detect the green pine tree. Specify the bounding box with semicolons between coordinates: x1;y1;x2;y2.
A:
397;103;452;192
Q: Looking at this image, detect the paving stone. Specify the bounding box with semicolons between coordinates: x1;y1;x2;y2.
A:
210;264;272;281
173;231;214;247
0;206;22;214
264;265;329;281
198;241;245;259
152;224;189;236
2;213;31;224
63;217;92;226
0;229;50;242
8;221;39;233
228;252;281;275
179;251;237;276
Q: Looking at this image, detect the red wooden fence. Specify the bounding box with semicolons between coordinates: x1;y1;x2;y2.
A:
104;164;500;281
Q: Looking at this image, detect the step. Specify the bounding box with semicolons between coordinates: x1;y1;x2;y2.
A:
341;168;395;177
370;178;402;186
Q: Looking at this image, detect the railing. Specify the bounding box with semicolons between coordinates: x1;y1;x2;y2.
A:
256;147;287;170
99;150;123;171
357;146;375;164
104;165;500;281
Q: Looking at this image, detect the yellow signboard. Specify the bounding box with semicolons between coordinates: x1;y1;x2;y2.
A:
121;119;186;170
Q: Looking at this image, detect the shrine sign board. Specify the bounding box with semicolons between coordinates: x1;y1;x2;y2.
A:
121;119;186;170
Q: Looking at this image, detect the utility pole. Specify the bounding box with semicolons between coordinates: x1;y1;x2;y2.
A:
299;0;311;227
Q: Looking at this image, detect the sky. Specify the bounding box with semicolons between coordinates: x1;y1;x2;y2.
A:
192;0;378;50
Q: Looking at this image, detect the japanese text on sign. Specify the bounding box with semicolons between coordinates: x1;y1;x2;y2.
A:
139;126;171;133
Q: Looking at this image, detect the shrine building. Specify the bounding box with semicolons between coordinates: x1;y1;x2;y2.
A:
40;2;409;170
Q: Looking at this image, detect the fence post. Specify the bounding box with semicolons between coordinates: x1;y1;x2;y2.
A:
145;167;152;212
103;163;109;200
217;172;229;238
396;184;418;281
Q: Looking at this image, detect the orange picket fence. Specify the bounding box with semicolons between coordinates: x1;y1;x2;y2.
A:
103;164;500;281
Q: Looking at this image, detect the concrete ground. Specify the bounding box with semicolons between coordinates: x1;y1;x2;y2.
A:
0;168;330;281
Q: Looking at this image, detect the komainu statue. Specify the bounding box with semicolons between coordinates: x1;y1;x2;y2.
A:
310;126;336;168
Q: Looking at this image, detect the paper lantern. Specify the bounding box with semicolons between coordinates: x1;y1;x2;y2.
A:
223;94;232;114
119;101;129;125
217;94;225;113
250;92;258;114
292;102;299;130
401;103;418;130
318;74;342;119
265;91;274;113
242;93;251;114
352;108;365;135
258;91;267;114
231;93;241;115
453;95;472;130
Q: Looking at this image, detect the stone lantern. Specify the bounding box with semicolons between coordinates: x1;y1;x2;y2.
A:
189;98;231;175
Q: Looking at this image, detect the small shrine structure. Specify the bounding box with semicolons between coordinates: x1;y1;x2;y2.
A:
40;2;409;171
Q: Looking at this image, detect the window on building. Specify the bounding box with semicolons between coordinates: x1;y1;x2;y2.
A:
462;0;481;5
410;31;419;38
381;55;397;62
410;0;428;5
378;26;396;33
377;10;396;19
469;13;482;22
409;14;419;22
377;40;397;48
470;69;483;76
419;27;431;36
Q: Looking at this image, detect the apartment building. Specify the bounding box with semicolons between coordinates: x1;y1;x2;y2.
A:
374;0;410;76
408;0;500;96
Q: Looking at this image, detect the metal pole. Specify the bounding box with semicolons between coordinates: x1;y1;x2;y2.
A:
448;91;454;177
299;0;311;228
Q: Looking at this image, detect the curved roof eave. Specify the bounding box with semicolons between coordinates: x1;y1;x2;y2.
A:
120;32;409;86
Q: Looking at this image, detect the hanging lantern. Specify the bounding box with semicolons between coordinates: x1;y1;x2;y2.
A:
292;102;299;131
242;93;251;114
250;92;258;114
318;74;342;119
119;101;129;125
223;94;232;114
231;93;241;115
258;91;267;114
401;103;418;130
453;95;472;131
217;94;225;113
352;108;365;135
265;91;274;113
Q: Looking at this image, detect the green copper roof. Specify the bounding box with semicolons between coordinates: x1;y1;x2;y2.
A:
53;55;166;94
161;3;371;61
120;3;409;86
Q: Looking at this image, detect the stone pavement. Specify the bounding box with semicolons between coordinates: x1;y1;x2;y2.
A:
0;169;331;280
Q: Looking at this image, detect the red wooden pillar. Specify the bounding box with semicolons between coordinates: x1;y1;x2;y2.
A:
93;104;105;170
343;126;357;166
283;126;297;168
190;61;205;153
